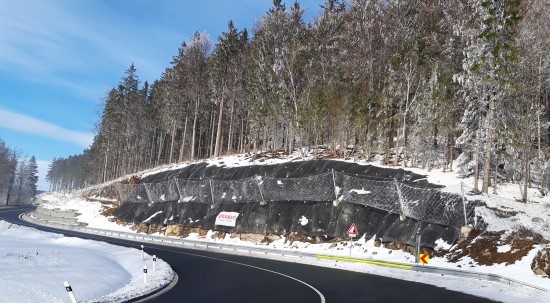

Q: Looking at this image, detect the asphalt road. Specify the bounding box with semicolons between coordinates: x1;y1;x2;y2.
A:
0;206;499;303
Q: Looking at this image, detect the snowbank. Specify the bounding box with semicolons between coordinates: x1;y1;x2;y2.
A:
0;220;173;303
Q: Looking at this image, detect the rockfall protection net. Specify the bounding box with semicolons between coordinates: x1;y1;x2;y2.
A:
114;163;475;247
119;171;472;227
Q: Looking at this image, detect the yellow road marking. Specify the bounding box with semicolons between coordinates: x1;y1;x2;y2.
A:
316;255;413;270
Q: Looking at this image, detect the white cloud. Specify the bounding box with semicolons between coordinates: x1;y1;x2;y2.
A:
0;108;94;148
0;0;179;92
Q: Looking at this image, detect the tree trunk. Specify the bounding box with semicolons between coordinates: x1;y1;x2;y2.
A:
179;115;189;163
227;94;235;155
473;112;483;193
522;115;531;203
482;95;495;194
156;132;166;166
493;155;498;194
169;121;176;163
103;146;109;183
214;89;225;158
191;96;200;159
210;111;216;158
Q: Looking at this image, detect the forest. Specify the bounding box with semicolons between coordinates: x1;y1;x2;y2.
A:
0;137;39;205
47;0;550;202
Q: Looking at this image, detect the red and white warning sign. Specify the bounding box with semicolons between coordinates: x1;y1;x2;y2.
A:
347;223;359;237
215;212;240;227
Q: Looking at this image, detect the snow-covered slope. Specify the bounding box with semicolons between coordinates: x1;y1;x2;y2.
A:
0;220;173;303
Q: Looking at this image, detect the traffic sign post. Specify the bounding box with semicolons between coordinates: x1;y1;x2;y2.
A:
415;232;421;264
347;223;359;257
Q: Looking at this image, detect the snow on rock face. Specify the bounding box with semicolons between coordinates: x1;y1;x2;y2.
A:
435;238;453;251
349;188;371;195
179;196;194;203
143;211;163;223
497;244;512;253
298;216;309;226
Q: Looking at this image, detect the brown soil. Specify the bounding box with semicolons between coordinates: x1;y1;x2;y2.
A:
122;176;141;185
100;204;118;217
447;228;536;266
531;248;550;277
285;232;318;245
129;223;166;234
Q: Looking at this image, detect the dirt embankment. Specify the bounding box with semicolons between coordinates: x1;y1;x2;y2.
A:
532;248;550;277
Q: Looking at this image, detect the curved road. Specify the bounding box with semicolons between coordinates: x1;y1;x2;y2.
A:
0;206;498;303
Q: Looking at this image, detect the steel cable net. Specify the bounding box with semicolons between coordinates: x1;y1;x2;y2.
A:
144;179;179;203
174;178;212;204
337;173;400;213
115;183;136;202
396;183;466;227
210;176;263;204
123;184;149;203
260;172;335;202
114;168;474;247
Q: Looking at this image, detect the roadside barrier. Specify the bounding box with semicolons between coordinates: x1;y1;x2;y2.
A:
23;212;550;296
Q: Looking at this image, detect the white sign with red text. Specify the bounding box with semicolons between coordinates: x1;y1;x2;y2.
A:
215;212;240;227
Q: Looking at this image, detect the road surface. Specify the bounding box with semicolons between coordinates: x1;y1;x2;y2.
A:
0;206;499;303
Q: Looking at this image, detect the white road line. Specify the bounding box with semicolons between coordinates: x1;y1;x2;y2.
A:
150;245;327;303
14;213;326;303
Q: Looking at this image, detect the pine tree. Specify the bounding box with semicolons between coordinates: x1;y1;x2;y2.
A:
27;156;39;199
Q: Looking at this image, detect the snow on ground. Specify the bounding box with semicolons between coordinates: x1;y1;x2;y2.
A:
0;220;173;303
35;152;550;302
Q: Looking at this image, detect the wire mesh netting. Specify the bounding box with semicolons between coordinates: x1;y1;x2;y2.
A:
261;173;336;202
113;161;480;247
336;173;400;213
211;176;263;204
174;178;212;204
397;182;467;227
144;179;179;203
115;183;136;202
122;184;149;203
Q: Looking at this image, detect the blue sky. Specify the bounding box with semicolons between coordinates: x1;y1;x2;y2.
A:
0;0;324;191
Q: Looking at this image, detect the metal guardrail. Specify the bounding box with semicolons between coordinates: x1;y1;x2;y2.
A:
23;213;550;296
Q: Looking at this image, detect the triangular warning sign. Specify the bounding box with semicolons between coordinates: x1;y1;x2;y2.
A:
347;223;359;236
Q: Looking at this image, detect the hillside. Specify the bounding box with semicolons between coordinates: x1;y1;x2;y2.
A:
36;151;550;301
